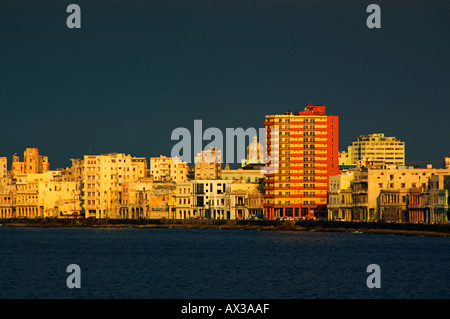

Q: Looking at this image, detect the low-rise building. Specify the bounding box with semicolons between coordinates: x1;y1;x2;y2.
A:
328;158;450;223
328;170;354;221
191;180;231;219
173;179;264;220
174;182;194;219
379;189;408;223
0;176;15;218
229;180;264;219
120;179;175;219
428;174;449;223
13;171;82;218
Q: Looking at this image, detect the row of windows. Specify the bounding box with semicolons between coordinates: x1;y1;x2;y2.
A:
271;150;330;156
178;187;191;194
152;170;185;175
276;191;318;196
266;183;320;189
378;182;427;189
277;144;336;149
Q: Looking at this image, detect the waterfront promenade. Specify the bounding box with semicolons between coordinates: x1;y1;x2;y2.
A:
1;218;449;237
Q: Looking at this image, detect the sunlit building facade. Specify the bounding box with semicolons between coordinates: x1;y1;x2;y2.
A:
81;153;147;219
347;133;405;166
150;155;188;184
12;148;50;177
264;105;339;220
329;159;450;223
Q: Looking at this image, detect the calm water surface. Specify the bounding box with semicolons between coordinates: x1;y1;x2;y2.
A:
0;227;448;299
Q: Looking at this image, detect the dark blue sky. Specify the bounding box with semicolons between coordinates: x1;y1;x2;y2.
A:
1;0;449;169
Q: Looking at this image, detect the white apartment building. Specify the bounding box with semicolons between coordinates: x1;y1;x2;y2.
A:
347;133;405;165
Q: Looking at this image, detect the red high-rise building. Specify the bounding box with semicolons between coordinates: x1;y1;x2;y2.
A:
263;105;339;220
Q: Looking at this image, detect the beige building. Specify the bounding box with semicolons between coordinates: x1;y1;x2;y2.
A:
174;182;194;219
194;147;222;180
328;170;355;221
15;174;40;218
173;179;264;220
12;148;50;177
81;153;147;219
37;172;82;218
0;176;15;218
0;157;7;178
14;171;81;218
347;133;405;166
150;155;188;184
229;180;264;219
120;178;175;219
328;158;450;222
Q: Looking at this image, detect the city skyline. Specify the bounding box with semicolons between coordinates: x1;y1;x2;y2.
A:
2;122;448;171
1;0;449;169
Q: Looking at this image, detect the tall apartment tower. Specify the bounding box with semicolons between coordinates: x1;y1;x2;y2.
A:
263;105;339;220
348;133;405;166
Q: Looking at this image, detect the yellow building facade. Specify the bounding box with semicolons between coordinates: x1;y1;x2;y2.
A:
150;155;188;184
12;148;50;177
14;171;81;218
120;178;175;219
347;133;405;166
0;157;7;178
329;159;450;222
82;153;147;219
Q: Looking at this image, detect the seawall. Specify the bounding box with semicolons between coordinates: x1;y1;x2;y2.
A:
1;218;449;236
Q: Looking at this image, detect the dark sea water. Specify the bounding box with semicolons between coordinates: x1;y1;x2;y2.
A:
0;226;448;299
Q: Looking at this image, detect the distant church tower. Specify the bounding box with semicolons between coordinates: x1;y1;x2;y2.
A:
242;135;264;167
